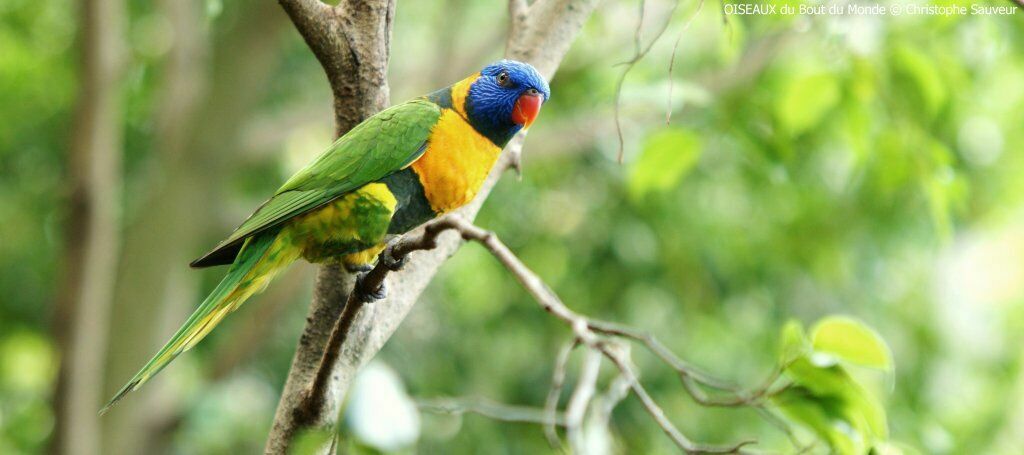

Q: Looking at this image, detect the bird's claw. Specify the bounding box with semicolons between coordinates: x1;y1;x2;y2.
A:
381;252;407;271
355;273;387;303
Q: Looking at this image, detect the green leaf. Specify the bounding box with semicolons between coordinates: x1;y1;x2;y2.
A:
772;386;862;455
778;319;808;364
0;330;55;393
628;128;702;199
811;316;893;371
890;45;947;119
291;428;334;455
774;317;894;452
785;357;854;397
777;358;889;451
874;441;924;455
204;0;223;20
774;73;840;136
840;373;888;440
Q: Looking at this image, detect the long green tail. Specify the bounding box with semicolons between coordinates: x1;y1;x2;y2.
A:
101;231;296;414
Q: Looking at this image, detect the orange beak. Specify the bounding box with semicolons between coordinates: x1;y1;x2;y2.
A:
512;91;543;129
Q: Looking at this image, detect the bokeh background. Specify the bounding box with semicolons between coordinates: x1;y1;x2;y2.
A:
2;0;1024;453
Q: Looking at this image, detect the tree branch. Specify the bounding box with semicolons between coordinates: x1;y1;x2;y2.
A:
544;338;577;449
565;348;602;452
278;0;331;41
52;0;126;453
266;1;396;453
417;396;567;427
612;0;682;162
268;1;599;452
337;215;760;453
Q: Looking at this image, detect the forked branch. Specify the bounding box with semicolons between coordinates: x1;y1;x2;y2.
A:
334;215;795;453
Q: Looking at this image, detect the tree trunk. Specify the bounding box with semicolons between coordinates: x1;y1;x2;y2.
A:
51;0;126;453
266;1;599;452
100;3;288;454
266;1;396;452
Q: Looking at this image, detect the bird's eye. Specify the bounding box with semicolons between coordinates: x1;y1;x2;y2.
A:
497;71;513;87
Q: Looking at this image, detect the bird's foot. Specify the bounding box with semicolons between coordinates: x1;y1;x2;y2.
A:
344;263;374;273
380;251;407;271
355;272;387;303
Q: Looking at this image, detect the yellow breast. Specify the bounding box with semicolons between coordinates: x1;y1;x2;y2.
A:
413;109;502;213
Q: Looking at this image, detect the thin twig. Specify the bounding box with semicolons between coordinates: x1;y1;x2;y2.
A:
587;319;735;390
544;339;578;449
754;406;808;451
433;216;753;453
666;0;705;125
417;396;567;426
566;348;603;452
588;319;800;448
613;0;682;162
306;214;785;452
599;343;754;454
581;342;633;453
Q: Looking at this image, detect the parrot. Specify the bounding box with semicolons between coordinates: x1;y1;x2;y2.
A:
101;60;550;413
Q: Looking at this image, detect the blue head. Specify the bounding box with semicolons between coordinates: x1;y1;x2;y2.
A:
463;60;550;146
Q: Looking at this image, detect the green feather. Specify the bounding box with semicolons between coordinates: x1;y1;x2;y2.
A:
102;230;295;414
104;99;442;412
192;99;441;266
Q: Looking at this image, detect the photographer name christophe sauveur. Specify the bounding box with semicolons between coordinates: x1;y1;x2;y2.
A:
723;2;1018;16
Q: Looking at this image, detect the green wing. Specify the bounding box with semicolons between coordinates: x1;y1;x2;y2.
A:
191;99;441;267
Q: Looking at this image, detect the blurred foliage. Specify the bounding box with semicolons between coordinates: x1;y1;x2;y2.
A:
2;0;1024;453
773;317;891;453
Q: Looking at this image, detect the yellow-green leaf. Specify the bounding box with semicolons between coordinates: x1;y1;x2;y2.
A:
628;128;702;199
811;316;892;371
891;45;947;119
774;73;840;135
778;319;808;364
772;386;862;455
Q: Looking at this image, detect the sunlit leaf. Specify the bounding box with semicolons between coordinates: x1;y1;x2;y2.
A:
777;358;888;451
204;0;223;20
774;72;840;135
891;45;947;118
773;315;892;453
811;316;893;371
0;330;55;393
778;319;808;364
874;441;925;455
785;357;854;397
628;128;702;199
841;373;888;439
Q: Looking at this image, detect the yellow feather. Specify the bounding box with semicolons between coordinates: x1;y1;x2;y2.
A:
342;244;387;269
413;109;502;213
359;182;399;210
449;73;478;118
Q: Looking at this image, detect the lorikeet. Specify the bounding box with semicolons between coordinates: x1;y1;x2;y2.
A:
102;60;550;412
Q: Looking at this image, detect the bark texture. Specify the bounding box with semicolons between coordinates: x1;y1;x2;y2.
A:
267;1;396;452
266;1;598;452
51;0;126;453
